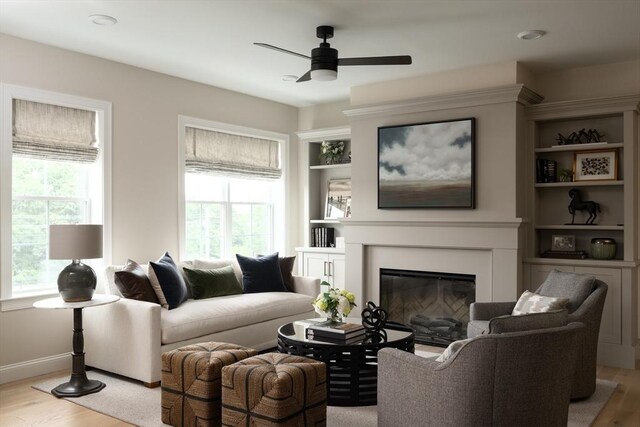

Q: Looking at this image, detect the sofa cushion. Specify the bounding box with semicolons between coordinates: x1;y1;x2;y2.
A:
194;259;243;289
236;253;287;293
258;254;296;292
114;259;159;304
512;290;569;315
183;266;243;299
161;292;314;345
537;269;595;313
149;252;189;310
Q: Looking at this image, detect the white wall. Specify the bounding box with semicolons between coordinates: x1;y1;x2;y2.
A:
0;34;299;376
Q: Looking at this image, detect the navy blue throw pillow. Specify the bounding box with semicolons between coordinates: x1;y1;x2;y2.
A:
148;252;188;310
235;252;287;294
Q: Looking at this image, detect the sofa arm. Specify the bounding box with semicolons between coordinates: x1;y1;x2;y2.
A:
84;297;162;385
469;301;516;321
291;275;321;297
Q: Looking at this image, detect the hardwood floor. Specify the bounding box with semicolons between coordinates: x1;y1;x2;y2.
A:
1;362;638;426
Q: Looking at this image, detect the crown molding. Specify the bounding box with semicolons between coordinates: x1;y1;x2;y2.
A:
296;126;351;141
525;94;640;120
342;84;543;120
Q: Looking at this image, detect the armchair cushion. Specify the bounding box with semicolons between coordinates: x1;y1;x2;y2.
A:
512;290;569;315
537;269;595;313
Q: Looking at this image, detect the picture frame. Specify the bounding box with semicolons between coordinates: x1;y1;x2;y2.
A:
325;179;352;219
551;234;576;251
378;118;475;208
574;150;617;181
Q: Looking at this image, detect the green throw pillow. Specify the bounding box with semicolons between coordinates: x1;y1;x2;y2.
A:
183;266;243;299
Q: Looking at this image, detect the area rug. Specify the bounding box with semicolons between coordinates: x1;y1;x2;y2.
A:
33;371;616;426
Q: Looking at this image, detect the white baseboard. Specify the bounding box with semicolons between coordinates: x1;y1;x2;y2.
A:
0;353;70;385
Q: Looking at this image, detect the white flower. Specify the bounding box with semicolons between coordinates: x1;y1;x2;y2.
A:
337;296;352;316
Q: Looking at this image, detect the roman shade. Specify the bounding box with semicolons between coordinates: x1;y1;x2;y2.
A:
185;127;281;179
12;99;98;163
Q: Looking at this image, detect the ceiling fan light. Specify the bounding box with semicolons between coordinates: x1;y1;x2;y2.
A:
311;69;337;81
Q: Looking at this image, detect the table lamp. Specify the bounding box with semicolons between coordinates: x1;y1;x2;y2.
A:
49;224;103;302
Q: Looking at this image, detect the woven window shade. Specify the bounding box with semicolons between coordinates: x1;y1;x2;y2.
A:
12;99;98;163
185;127;281;179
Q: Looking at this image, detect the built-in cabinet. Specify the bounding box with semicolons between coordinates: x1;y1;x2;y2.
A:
524;95;639;369
296;126;351;289
297;248;345;288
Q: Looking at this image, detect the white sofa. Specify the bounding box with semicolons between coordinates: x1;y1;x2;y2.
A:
84;258;320;386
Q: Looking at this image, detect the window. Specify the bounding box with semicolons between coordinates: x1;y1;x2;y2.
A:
179;117;288;260
0;84;111;303
185;175;275;259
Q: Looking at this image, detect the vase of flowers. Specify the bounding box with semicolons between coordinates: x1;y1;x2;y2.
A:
319;140;345;165
312;282;357;322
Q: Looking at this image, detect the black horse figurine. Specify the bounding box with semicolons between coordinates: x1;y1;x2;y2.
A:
568;188;600;225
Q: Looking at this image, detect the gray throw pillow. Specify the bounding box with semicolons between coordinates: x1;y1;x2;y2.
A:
537;269;595;313
435;338;473;362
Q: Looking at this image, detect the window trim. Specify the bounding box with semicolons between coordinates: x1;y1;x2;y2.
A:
177;115;290;260
0;83;112;309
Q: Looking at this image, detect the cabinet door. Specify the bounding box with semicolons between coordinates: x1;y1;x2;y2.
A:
302;253;328;281
328;254;345;289
575;267;622;345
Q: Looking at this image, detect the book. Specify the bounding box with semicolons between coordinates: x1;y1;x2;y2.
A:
307;321;365;339
306;330;366;344
541;250;588;259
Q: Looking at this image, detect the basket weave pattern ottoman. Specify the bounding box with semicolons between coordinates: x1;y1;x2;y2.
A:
162;342;257;426
221;353;327;426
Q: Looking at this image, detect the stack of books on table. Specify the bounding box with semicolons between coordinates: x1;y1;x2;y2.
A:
306;321;366;344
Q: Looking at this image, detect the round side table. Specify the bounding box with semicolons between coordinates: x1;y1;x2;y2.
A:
33;294;119;397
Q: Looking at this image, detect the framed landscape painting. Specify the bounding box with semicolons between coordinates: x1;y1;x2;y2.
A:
378;118;475;208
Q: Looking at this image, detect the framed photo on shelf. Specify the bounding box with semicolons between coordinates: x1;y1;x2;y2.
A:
378;118;475;209
325;179;352;219
574;150;617;181
551;234;576;251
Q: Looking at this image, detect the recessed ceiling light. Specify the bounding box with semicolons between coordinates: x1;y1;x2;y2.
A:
517;30;546;40
88;14;118;26
281;75;298;82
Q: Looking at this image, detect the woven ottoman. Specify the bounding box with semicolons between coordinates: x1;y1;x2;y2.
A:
222;353;327;426
162;342;257;427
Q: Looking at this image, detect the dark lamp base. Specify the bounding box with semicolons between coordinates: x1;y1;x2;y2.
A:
52;375;105;397
58;260;97;302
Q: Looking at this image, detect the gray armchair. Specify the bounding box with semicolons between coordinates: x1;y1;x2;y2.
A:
378;323;584;427
468;270;608;399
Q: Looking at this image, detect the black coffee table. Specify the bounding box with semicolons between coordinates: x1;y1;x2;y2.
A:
277;318;414;406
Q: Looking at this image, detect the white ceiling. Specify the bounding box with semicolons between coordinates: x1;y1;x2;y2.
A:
1;1;639;107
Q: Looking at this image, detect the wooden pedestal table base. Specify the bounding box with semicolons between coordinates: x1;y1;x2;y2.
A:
33;294;120;398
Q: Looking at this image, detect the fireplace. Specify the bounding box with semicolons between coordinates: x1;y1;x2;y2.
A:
380;268;476;346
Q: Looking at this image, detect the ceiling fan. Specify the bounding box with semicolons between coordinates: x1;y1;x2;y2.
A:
254;25;412;82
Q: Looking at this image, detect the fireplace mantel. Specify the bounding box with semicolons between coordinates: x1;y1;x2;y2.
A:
343;218;525;309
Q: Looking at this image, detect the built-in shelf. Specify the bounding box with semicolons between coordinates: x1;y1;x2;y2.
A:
535;225;624;231
535;180;624;188
295;246;345;254
534;142;623;153
525;257;637;268
309;163;351;170
310;219;341;224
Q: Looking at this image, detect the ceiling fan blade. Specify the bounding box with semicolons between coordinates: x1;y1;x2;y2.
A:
338;55;412;66
253;43;310;60
297;70;312;82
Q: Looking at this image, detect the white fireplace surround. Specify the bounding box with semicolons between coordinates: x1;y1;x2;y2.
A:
343;219;526;309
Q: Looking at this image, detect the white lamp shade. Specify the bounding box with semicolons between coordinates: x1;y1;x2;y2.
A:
49;224;103;260
311;69;337;81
